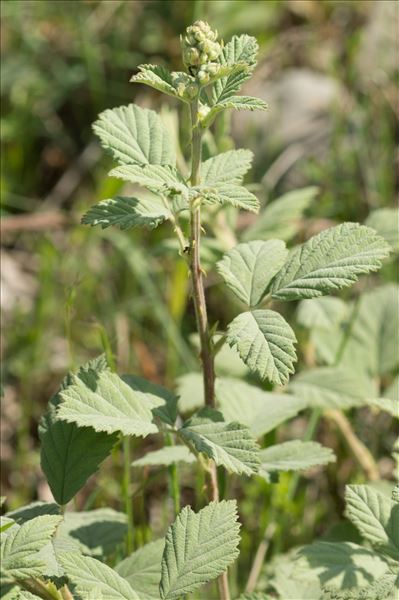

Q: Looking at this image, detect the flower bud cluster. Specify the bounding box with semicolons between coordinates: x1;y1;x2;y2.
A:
181;20;222;80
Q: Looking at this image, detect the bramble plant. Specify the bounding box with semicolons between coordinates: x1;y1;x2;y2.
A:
1;20;398;600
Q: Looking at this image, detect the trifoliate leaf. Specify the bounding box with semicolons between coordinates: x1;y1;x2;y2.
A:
57;370;157;437
288;367;371;409
1;515;62;580
212;35;259;104
93;103;175;166
199;183;260;212
227;309;297;385
217;378;306;438
217;240;288;307
159;500;240;599
345;485;399;561
59;552;139;599
270;223;390;301
57;509;127;558
259;441;335;477
296;297;348;330
132;446;196;468
130;64;181;100
365;207;399;251
242;187;319;243
201;149;253;186
82;195;171;230
298;542;390;590
115;538;165;600
179;408;260;476
109;164;186;194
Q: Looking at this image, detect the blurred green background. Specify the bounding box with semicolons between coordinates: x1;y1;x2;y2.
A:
1;0;397;562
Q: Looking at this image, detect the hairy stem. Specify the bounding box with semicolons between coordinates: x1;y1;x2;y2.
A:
189;98;230;600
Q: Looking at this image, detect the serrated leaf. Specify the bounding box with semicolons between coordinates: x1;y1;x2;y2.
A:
59;552;139;599
211;35;259;104
242;186;319;243
270;223;390;301
259;441;335;477
237;594;274;600
199;183;260;213
6;502;60;524
57;509;127;559
201;149;253;186
1;515;62;580
82;195;170;230
202;96;268;126
57;370;157;437
130;64;180;99
132;446;195;468
368;397;398;418
217;240;288;307
115;538;165;600
365;207;399;251
217;378;306;437
122;375;178;426
109;164;186;194
93;103;175;166
322;572;398;600
297;297;348;330
40;360;119;505
298;541;390;590
345;485;399;561
159;500;240;599
179;408;260;476
227;309;297;385
288;367;372;409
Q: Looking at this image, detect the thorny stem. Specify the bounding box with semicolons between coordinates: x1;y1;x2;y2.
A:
188;97;230;600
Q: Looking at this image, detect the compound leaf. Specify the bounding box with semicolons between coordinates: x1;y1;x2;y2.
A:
115;538;165;600
179;408;260;476
132;446;196;468
259;440;335;477
57;370;157;437
217;240;288;307
345;485;399;561
159;500;240;599
59;552;139;599
227;309;297;385
1;515;62;580
288;367;371;410
201;149;253;186
270;223;390;301
93;103;175;166
82;195;170;230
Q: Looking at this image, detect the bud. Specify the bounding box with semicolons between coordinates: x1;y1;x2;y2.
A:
181;20;222;75
197;69;210;84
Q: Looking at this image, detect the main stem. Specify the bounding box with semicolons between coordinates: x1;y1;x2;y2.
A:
189;99;230;600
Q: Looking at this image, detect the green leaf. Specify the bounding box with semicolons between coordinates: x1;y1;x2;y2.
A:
122;375;178;426
322;573;398;600
259;441;335;476
298;541;390;590
130;64;181;99
368;397;398;418
57;509;127;558
1;515;62;580
82;195;171;230
217;240;288;307
159;500;240;599
132;446;196;467
217;378;306;437
93;103;175;167
179;408;260;476
115;538;165;600
227;309;297;385
109;164;186;193
201;149;253;186
237;594;274;600
200;183;260;213
345;485;399;561
296;297;348;330
202;97;268;126
270;223;390;301
211;35;259;104
59;552;139;599
365;207;399;251
242;187;319;243
40;375;118;505
288;367;371;409
57;370;157;437
6;502;60;524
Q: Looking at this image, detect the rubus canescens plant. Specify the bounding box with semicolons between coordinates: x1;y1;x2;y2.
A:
1;21;394;600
